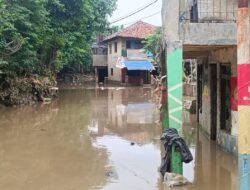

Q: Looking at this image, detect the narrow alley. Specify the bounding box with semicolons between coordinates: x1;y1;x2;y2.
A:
0;87;237;190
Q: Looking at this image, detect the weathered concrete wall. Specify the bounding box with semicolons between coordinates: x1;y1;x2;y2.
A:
162;0;183;133
210;47;238;137
179;0;190;20
217;129;238;156
180;23;236;45
210;47;237;65
163;0;239;46
162;0;180;42
107;39;124;82
200;60;211;136
162;0;250;47
199;47;238;155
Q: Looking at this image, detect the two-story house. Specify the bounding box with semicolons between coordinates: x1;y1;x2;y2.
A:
102;21;156;85
92;43;108;83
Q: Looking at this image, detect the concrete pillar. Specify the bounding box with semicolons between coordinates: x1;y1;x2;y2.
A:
166;42;183;132
166;42;183;175
237;0;250;189
163;0;183;174
163;0;183;132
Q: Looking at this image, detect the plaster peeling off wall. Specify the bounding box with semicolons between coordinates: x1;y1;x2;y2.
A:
201;62;211;136
231;111;238;136
108;40;123;82
217;129;238;156
210;47;238;137
231;77;238;136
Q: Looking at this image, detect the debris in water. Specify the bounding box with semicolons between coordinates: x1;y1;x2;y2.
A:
42;98;51;104
160;128;193;176
105;166;118;179
163;172;191;187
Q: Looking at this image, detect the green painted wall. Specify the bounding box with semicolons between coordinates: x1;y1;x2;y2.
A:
165;44;183;175
167;47;183;132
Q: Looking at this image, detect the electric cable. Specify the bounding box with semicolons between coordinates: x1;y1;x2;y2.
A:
122;10;161;26
110;0;159;24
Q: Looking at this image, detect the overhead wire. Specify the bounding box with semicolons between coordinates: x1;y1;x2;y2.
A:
122;10;161;26
110;0;159;24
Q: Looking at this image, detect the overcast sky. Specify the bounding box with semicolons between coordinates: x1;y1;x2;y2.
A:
109;0;162;27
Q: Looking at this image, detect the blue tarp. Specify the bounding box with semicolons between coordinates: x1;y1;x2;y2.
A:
124;60;155;71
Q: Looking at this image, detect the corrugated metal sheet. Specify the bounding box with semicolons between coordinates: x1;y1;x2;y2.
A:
124;61;154;71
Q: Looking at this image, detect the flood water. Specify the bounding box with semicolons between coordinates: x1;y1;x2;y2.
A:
0;87;238;190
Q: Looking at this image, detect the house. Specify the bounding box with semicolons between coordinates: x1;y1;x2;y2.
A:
92;43;108;83
102;21;157;85
162;1;250;186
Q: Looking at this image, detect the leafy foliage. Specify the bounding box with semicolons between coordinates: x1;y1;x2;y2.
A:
0;0;117;76
142;27;162;64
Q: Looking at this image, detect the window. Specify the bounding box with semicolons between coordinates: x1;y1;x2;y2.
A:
126;40;142;49
111;68;113;76
190;1;198;23
135;41;143;49
126;41;131;49
109;44;112;54
114;42;118;53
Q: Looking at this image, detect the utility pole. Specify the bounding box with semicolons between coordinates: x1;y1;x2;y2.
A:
163;0;183;174
237;0;250;189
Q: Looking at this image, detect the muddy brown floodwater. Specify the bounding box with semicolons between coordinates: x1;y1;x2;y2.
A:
0;87;238;190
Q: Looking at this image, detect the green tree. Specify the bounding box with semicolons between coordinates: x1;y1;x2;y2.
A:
46;0;117;73
142;27;162;64
0;0;117;76
0;0;51;75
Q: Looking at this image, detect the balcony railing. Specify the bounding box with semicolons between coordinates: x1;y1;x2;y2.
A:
93;55;107;67
179;0;237;23
124;49;147;60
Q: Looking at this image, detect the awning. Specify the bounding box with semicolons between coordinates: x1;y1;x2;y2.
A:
124;60;155;71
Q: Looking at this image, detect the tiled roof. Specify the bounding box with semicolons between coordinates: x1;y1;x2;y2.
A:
103;21;156;42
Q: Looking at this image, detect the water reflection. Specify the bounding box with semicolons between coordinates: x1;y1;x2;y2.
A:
88;87;163;190
0;87;238;190
171;112;238;190
0;90;108;190
88;88;161;145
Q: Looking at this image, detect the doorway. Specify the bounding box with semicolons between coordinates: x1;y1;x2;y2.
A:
210;64;217;141
220;65;231;133
98;67;108;83
143;71;149;84
197;64;203;122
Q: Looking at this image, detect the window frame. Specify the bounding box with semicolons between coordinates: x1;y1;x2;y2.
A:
114;42;118;53
109;44;112;54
